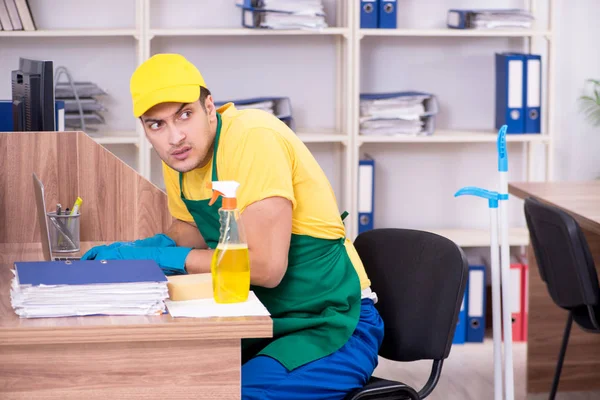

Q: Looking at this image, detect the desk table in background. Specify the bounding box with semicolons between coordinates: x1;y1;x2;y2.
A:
509;181;600;395
0;242;273;400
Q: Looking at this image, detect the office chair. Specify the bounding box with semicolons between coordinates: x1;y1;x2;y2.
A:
345;228;469;400
524;197;600;399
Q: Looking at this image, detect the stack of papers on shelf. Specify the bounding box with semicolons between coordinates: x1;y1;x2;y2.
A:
237;0;328;30
54;81;109;133
215;96;295;129
0;0;37;31
359;91;439;136
10;260;169;318
447;9;534;30
165;291;271;318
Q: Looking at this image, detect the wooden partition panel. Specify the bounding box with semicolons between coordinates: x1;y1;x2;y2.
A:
0;131;172;244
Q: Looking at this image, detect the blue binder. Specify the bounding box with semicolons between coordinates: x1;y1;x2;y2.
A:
466;264;486;343
14;259;167;287
524;54;542;134
378;0;397;29
495;53;526;134
452;289;468;344
360;0;378;29
0;100;65;132
358;157;375;234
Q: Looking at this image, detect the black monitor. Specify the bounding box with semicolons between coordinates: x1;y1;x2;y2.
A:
11;57;55;131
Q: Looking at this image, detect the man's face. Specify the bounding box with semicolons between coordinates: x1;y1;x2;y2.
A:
141;99;216;173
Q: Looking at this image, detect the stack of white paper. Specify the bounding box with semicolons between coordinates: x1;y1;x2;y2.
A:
166;291;270;318
360;93;431;136
470;10;534;29
10;260;169;319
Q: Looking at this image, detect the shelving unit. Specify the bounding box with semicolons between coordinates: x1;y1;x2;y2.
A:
0;0;554;244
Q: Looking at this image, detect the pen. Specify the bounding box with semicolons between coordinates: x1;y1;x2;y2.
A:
56;203;62;216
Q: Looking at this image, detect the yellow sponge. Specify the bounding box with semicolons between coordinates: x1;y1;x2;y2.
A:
167;273;213;301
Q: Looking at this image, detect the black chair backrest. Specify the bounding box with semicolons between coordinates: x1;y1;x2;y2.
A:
354;228;469;362
524;197;600;309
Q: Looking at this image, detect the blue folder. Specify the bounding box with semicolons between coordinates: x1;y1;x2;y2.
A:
495;53;526;134
14;259;167;287
452;289;468;344
466;264;486;343
0;100;65;132
378;0;397;29
360;0;378;28
358;157;375;234
524;54;542;134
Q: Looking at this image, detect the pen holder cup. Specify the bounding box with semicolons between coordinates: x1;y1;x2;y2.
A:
46;212;81;253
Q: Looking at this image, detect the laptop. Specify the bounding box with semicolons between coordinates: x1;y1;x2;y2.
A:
32;173;81;261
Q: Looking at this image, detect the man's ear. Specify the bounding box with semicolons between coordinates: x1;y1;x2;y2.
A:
204;95;215;115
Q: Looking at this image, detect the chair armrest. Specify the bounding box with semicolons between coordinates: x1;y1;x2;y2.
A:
344;377;420;400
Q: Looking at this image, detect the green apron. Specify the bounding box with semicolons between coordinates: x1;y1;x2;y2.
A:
179;113;362;371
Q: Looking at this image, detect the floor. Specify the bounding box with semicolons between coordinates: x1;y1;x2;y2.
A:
372;339;600;399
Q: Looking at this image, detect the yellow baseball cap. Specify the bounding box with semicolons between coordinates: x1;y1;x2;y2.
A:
130;53;207;117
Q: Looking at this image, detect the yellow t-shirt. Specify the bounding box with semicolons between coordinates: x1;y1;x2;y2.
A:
163;103;371;290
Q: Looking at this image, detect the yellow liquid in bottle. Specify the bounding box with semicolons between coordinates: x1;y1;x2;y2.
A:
211;243;250;303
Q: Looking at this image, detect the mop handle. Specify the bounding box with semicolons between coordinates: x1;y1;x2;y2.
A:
497;125;515;400
455;186;503;400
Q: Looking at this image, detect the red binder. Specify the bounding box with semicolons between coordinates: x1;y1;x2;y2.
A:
521;263;529;342
510;263;524;342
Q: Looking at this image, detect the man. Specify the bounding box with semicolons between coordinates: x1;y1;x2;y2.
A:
82;53;384;399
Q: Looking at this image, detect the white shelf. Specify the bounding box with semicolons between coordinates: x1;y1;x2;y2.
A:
358;130;550;144
88;131;140;145
424;227;530;248
360;28;552;38
297;131;348;143
0;29;137;37
149;28;349;37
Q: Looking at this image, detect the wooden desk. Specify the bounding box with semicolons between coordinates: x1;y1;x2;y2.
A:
0;242;272;399
509;181;600;395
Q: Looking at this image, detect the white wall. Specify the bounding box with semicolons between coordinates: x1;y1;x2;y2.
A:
1;0;598;234
552;0;600;181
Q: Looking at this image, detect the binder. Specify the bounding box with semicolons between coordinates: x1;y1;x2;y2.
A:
14;259;168;287
358;156;375;234
521;263;529;341
452;289;468;344
0;100;65;132
509;263;524;342
466;264;486;343
378;0;397;29
524;54;542;134
360;0;378;29
495;53;525;134
55;100;65;131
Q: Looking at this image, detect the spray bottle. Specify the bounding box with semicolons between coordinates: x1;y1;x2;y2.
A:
208;181;250;304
